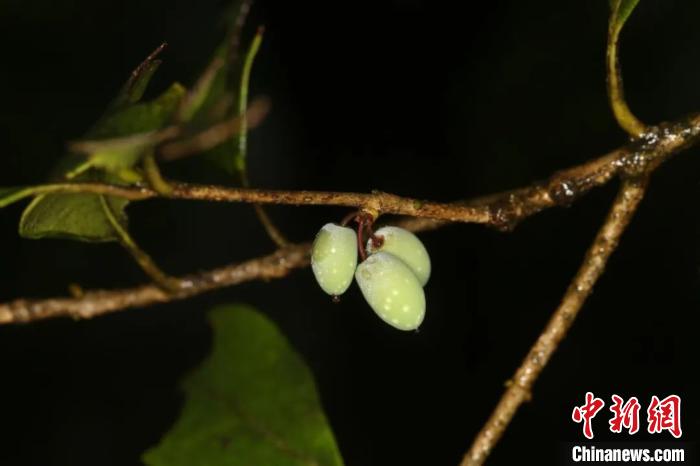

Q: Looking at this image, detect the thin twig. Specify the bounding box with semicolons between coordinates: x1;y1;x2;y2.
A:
607;1;645;137
158;97;271;160
98;195;179;293
460;177;648;466
237;26;264;174
251;203;289;246
176;57;225;123
142;152;174;195
226;0;255;65
237;26;289;247
67;97;270;162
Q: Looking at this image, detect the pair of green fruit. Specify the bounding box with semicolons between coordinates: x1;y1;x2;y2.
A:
311;223;431;331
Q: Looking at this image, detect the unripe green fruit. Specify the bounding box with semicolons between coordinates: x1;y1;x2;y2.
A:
367;226;431;286
355;252;426;331
311;223;358;296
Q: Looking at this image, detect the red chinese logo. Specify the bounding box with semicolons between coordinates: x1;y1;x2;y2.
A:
609;394;641;434
572;392;605;439
572;393;682;439
647;395;682;438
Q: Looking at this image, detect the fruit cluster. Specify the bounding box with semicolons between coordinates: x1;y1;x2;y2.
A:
311;219;431;331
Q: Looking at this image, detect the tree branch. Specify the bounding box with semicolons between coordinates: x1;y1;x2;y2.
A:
1;115;700;324
0;212;445;323
0;243;311;324
3;113;699;225
460;177;647;466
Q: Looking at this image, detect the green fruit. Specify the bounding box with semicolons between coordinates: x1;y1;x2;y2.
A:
311;223;358;296
355;252;425;331
367;226;431;286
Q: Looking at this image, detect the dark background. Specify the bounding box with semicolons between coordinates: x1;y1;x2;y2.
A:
1;1;699;465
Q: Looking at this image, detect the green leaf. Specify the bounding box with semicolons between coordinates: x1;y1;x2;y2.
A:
194;3;254;176
119;58;162;106
192;1;252;125
19;83;185;242
203;138;239;175
19;191;129;242
108;45;164;111
143;305;344;466
89;83;186;141
609;0;641;35
84;82;186;173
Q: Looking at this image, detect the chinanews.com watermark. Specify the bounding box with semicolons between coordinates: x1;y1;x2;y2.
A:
559;392;695;464
570;444;685;463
